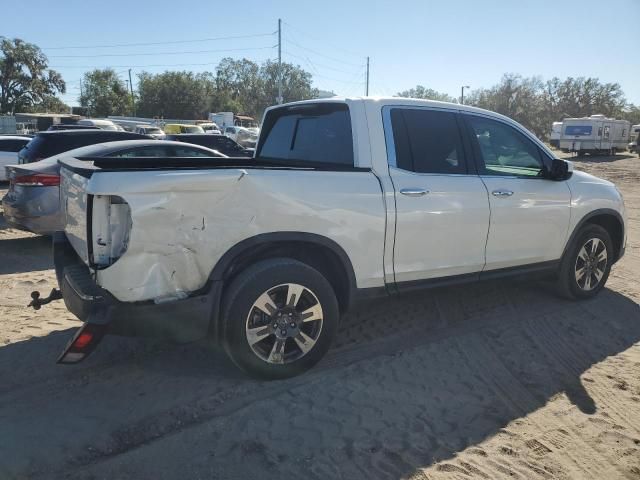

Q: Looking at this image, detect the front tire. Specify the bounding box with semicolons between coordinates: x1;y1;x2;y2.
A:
221;258;339;379
557;224;613;299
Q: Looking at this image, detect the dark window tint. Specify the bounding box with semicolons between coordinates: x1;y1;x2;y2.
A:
565;125;593;136
172;145;216;157
0;139;29;152
467;116;544;177
258;103;353;166
19;132;145;163
109;146;171;157
390;108;465;174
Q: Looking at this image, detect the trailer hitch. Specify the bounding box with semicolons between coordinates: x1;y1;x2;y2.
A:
28;288;63;310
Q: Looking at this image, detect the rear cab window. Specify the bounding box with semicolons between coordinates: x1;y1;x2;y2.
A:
257;103;354;167
388;107;467;174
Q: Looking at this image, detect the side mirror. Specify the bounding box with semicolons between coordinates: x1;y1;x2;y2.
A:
547;158;573;181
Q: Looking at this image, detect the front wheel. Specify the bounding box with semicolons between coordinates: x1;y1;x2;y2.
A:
557;224;613;299
221;258;339;379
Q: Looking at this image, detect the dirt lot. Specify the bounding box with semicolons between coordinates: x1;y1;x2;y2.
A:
1;152;639;480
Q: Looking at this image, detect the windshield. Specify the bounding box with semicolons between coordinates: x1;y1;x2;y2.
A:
182;126;205;134
146;127;163;134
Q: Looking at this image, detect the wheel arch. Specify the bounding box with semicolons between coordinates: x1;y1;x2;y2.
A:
563;209;625;262
210;232;358;314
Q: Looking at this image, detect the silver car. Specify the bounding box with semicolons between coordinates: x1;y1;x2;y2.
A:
2;139;226;235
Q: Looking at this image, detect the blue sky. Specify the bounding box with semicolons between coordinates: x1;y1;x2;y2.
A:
5;0;640;107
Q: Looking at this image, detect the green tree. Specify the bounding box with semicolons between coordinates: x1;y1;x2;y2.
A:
258;60;317;114
396;85;457;103
80;69;130;117
466;75;628;140
23;95;69;113
137;70;215;119
0;37;65;114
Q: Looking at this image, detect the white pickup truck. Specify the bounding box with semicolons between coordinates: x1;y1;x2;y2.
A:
51;98;627;379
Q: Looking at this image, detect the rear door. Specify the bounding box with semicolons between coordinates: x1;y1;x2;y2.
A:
463;114;571;270
384;106;490;285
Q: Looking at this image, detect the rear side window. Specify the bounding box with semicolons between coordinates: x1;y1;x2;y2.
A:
0;139;28;152
390;108;466;174
258;103;354;166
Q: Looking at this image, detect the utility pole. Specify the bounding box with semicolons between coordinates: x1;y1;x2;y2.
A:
365;57;370;96
277;18;283;104
79;78;83;98
461;85;470;105
128;68;136;116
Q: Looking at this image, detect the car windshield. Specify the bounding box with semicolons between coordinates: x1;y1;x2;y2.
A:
183;126;204;134
146;128;162;134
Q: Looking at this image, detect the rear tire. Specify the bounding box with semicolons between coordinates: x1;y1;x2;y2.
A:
221;258;339;380
557;224;613;299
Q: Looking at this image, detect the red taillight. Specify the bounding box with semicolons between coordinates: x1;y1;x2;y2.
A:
57;323;107;364
13;174;60;186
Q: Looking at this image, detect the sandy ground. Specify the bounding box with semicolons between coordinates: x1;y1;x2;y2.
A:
0;152;639;480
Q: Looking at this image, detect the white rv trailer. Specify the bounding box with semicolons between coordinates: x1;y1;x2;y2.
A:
629;124;640;155
559;114;630;155
550;121;562;148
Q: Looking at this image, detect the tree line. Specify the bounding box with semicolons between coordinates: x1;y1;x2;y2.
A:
398;75;640;139
2;37;639;138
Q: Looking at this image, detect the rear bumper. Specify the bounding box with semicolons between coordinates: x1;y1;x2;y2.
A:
53;233;221;342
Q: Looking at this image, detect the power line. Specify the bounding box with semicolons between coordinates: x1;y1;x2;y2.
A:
283;50;364;76
282;21;364;58
42;32;275;50
284;38;364;68
49;46;274;58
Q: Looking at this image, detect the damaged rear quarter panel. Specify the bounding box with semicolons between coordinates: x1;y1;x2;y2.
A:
87;168;385;302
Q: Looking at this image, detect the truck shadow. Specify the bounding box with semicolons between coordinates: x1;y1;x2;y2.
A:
0;281;639;479
0;234;52;274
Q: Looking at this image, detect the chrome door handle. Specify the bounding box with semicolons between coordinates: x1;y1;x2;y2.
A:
492;189;514;197
400;188;428;197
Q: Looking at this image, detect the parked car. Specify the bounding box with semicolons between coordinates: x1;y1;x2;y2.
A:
629;131;639;156
197;122;222;134
165;133;253;157
17;129;150;164
53;98;626;379
3;140;226;235
224;125;258;147
163;123;204;134
0;136;31;181
47;124;100;131
77;119;122;131
134;125;166;139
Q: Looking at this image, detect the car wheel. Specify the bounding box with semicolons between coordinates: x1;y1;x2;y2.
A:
557;224;613;299
221;258;339;379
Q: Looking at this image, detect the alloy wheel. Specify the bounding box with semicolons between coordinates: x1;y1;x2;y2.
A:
574;237;608;291
245;283;323;364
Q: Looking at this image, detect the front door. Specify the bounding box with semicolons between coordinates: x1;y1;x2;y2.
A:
463;114;571;270
385;107;490;285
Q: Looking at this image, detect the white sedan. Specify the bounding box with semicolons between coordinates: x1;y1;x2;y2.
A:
0;136;31;181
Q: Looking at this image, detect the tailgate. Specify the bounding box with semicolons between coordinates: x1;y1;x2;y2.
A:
60;164;91;265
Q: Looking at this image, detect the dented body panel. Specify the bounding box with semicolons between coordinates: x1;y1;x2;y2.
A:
74;167;385;302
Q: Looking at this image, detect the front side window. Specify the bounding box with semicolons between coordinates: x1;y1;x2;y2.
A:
258;103;354;166
467;116;544;177
390;108;466;174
